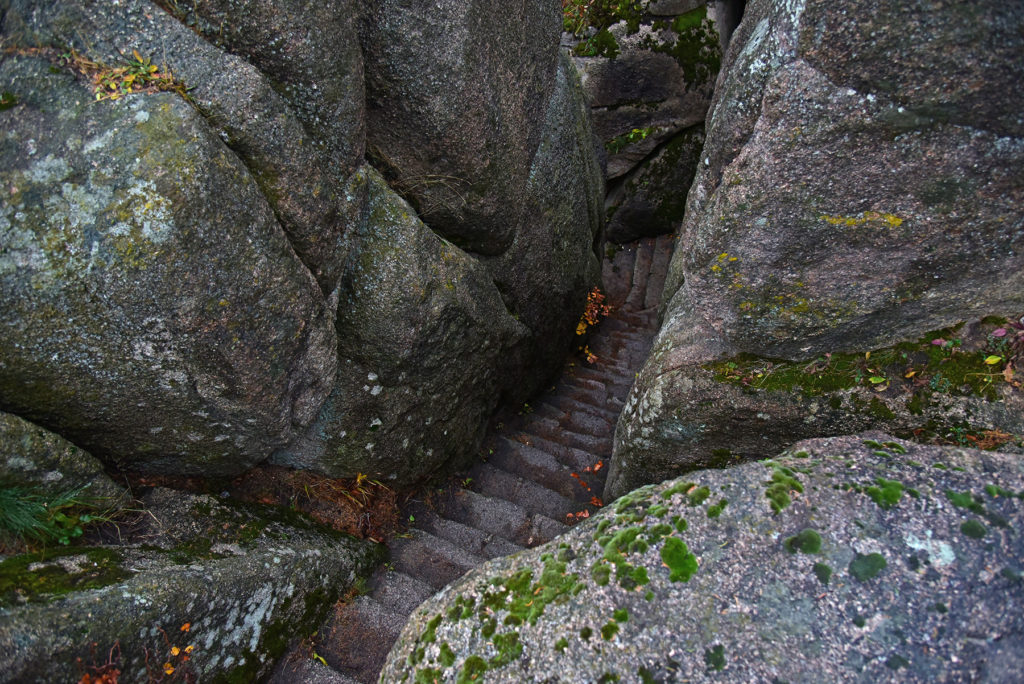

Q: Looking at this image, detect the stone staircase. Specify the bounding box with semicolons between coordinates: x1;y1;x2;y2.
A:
270;235;675;683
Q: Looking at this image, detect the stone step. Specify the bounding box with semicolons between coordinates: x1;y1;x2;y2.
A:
438;487;567;547
501;433;603;473
406;505;524;560
316;595;407;684
468;462;579;523
489;438;589;503
269;653;364;684
368;568;435;617
527;415;613;454
602;243;637;309
626;238;656;309
388;528;484;590
536;394;619;424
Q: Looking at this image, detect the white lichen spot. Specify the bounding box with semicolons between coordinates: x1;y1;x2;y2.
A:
370;385;383;396
27;155;70;183
367;372;379;382
905;531;955;567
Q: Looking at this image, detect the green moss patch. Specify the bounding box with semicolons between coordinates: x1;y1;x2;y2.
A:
707;322;1015;405
849;552;887;581
813;562;832;586
960;519;987;539
660;537;698;582
704;644;726;672
764;465;804;513
866;478;904;510
784;529;822;554
0;546;130;606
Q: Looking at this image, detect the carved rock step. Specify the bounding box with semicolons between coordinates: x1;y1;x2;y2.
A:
486;438;588;502
433;487;567;548
315;595;408;683
467;462;579;523
279;232;676;684
369;568;436;616
403;504;524;560
388;528;486;590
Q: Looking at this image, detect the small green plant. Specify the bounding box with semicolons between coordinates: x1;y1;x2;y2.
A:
60;48;190;102
0;484;119;549
605;127;656;155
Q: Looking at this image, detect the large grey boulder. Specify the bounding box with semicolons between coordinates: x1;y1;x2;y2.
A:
2;0;367;294
605;124;705;242
573;6;720;179
0;52;337;476
383;434;1024;683
1;0;604;486
0;489;382;683
0;411;128;505
567;2;725;242
609;0;1024;497
480;53;605;399
359;0;562;256
272;169;528;482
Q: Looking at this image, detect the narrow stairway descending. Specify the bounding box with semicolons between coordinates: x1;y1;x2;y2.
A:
271;235;677;684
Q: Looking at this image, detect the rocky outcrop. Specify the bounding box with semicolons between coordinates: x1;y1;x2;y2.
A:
608;0;1024;498
0;0;604;484
271;169;527;482
0;488;381;683
383;434;1024;683
0;51;337;476
0;411;128;505
566;1;731;242
359;0;560;256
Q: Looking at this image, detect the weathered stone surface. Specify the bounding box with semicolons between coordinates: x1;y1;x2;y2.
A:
3;0;366;294
574;7;721;180
611;0;1024;497
481;53;605;401
605;125;704;243
383;434;1024;683
359;0;561;255
1;0;605;489
608;317;1024;499
272;169;528;483
0;54;336;476
0;411;127;505
0;488;381;683
168;0;366;177
664;0;1024;358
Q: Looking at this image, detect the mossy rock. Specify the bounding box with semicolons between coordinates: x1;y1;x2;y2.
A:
0;496;381;682
383;434;1024;683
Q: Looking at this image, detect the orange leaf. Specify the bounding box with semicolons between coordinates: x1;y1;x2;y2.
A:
181;623;191;632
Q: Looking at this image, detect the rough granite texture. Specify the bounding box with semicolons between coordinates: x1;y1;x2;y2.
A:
272;169;527;482
0;411;128;505
480;53;605;402
605;125;705;243
0;489;381;683
359;0;561;256
610;0;1024;496
568;2;723;242
0;54;337;476
0;0;605;484
1;0;366;293
383;434;1024;683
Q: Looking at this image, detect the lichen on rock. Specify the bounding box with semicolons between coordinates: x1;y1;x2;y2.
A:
383;434;1024;683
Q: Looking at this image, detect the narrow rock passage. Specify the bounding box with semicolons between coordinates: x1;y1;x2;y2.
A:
271;235;676;683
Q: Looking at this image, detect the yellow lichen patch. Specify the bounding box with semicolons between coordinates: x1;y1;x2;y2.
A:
820;211;903;228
